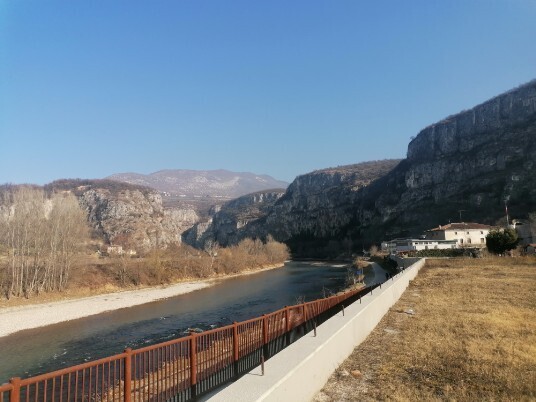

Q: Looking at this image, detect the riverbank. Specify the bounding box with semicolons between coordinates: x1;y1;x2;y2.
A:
0;263;284;338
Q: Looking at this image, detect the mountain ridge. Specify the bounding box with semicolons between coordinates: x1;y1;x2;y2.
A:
106;169;288;199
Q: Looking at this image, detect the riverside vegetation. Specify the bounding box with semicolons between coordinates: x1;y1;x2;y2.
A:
0;186;289;303
315;257;536;401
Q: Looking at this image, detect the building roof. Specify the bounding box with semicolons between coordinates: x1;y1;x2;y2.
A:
385;238;457;243
426;222;492;231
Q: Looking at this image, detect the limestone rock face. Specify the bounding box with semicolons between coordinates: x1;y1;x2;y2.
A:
54;181;198;252
195;80;536;257
265;161;402;241
407;83;536;161
368;80;536;239
162;208;199;243
183;189;286;248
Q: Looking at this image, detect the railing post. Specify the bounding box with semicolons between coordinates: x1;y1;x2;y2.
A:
262;315;268;360
124;348;132;402
302;304;307;334
233;322;239;377
285;306;291;346
190;334;197;397
262;315;268;345
9;377;21;402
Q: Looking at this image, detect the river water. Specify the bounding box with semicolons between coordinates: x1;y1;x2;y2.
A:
0;260;386;384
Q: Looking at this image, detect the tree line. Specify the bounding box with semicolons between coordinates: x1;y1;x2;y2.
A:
0;186;89;298
110;237;290;287
0;186;290;299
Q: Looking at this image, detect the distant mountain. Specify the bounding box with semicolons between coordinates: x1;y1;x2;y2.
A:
106;169;289;199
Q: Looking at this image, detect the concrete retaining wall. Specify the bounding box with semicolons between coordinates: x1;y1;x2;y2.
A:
208;258;425;402
390;254;421;269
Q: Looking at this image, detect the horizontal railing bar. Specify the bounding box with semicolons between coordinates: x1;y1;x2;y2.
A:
19;353;127;386
133;338;191;354
0;383;13;392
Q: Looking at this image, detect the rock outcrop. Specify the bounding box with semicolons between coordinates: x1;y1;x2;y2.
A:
183;189;286;248
46;180;199;251
360;79;536;240
265;161;402;241
197;80;536;257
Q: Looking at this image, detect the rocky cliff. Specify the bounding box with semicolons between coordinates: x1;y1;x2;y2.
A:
183;189;286;248
45;180;199;251
265;161;402;242
360;79;536;240
198;80;536;257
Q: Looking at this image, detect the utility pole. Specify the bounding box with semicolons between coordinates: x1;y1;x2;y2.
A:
505;201;510;226
458;210;465;222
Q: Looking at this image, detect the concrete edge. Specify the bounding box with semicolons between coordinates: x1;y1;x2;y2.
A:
208;258;425;402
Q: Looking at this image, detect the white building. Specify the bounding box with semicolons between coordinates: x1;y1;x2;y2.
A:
107;244;124;255
424;222;492;248
381;238;458;253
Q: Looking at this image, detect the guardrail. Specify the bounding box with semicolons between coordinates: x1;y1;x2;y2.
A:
1;283;380;402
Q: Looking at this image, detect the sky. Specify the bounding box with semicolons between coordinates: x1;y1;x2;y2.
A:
1;1;535;185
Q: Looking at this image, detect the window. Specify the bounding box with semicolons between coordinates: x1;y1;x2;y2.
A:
480;231;484;234
466;231;470;234
481;238;485;243
460;239;464;244
467;238;472;244
455;231;458;235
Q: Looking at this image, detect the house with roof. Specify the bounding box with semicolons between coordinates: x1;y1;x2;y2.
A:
381;238;458;253
424;222;492;248
107;244;124;255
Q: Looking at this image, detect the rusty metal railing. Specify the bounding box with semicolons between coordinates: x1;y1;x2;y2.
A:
1;283;379;402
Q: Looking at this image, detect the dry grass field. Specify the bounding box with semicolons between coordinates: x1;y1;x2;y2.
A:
315;257;536;401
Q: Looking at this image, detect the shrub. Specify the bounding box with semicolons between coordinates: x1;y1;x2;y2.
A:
486;229;518;255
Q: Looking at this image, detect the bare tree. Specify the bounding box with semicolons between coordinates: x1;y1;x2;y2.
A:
0;188;89;298
44;193;89;291
204;239;220;272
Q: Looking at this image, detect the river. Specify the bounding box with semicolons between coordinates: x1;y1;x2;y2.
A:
0;260;387;384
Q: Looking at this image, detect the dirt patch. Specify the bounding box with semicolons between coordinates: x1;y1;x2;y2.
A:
314;257;536;401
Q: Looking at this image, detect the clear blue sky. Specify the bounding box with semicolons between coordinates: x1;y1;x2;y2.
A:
1;0;535;185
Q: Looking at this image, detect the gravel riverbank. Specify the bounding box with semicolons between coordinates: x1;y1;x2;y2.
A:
0;281;212;338
0;263;285;338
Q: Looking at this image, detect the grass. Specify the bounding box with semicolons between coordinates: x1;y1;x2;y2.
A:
314;257;536;401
